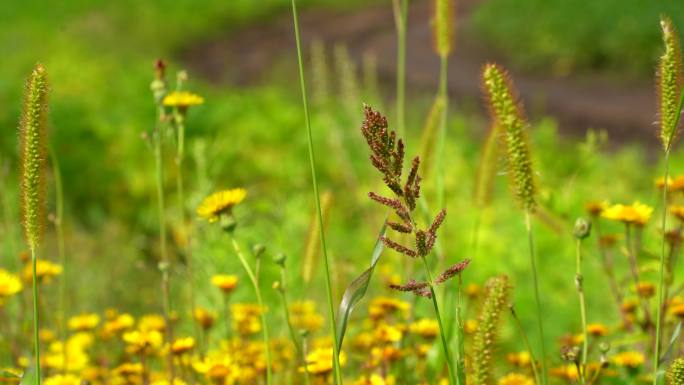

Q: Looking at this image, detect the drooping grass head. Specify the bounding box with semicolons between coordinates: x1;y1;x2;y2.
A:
19;64;49;251
658;16;683;152
482;63;536;212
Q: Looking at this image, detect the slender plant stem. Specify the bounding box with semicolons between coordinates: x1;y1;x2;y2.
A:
436;55;448;234
654;149;671;382
421;257;456;385
392;0;408;137
31;246;41;385
49;146;67;374
575;238;588;384
278;267;312;385
525;210;547;385
290;1;342;384
510;306;541;385
625;224;653;331
230;236;272;385
153;110;175;382
223;294;231;340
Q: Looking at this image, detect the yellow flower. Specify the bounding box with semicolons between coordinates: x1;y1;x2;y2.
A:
601;202;653;225
138;314;166;332
613;351;645;368
585;201;608;216
232;303;262;336
22;259;62;283
373;323;404;343
464;319;478;334
300;347;347;375
670;303;684;318
506;351;532;368
353;374;395;385
498;373;534;385
102;313;135;337
162;91;204;109
193;307;216;330
68;313;100;331
197;188;247;222
587;323;609;337
672;205;684;221
151;379;188;385
410;318;439;339
550;365;579;380
43;374;81;385
368;297;411;321
113;362;143;376
123;330;163;355
466;283;481;298
635;282;656;298
211;274;238;293
171;337;195;355
0;269;22;301
289;300;324;332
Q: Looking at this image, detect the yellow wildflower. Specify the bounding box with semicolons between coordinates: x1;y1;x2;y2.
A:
232;303;262;336
587;323;609;337
211;274;238;293
162;91;204;109
102;313;135;337
636;282;656;298
585;201;608;217
601;202;653;225
353;374;395;385
374;323;404;343
0;269;22;301
613;351;645;368
171;337;195;355
68;313;100;332
138;314;166;332
506;351;532;368
672;205;684;221
123;330;163;355
300;347;347;375
410;318;439;339
550;365;579;380
197;188;246;222
43;374;81;385
193;307;216;330
368;297;410;321
289;300;324;332
498;373;534;385
670;303;684;318
22;259;62;283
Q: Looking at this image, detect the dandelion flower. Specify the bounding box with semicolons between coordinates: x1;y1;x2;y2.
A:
197;188;246;223
601;202;653;226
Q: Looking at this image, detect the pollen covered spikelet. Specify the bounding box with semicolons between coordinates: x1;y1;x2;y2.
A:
472;275;511;385
669;358;684;385
19;63;49;250
482;64;536;212
432;0;455;57
474;124;501;208
658;16;683;151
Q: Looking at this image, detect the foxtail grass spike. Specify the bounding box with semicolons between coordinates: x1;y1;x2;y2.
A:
482;64;536;212
419;96;446;176
471;275;511;385
433;0;455;58
658;16;683;151
20;64;48;251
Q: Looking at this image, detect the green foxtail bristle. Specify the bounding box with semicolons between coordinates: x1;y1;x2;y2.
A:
658;16;683;151
471;275;511;385
668;358;684;385
433;0;455;57
418;95;446;176
474;124;501;208
310;39;329;107
482;63;536;212
19;63;49;250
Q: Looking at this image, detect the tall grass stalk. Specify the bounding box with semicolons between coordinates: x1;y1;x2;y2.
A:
20;64;49;385
49;146;68;374
392;0;408;137
510;306;541;385
525;211;547;384
230;237;273;384
655;17;684;384
290;1;343;383
420;257;457;385
574;220;589;384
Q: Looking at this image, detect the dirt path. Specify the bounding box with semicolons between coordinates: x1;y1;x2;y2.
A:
180;1;658;147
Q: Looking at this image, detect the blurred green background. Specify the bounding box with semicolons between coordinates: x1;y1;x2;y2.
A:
2;0;684;377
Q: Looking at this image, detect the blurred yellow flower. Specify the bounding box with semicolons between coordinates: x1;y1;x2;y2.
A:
506;351;532;368
43;374;81;385
635;282;656;298
197;188;247;222
0;269;22;301
123;330;163;355
587;323;609;337
300;347;347;375
211;274;238;293
138;314;166;332
409;318;439;339
193;307;216;330
171;337;195;355
368;297;410;321
23;259;62;283
613;351;645;368
289;300;324;332
162;91;204;109
232;303;262;336
102;313;135;337
585;201;608;216
498;373;534;385
68;313;100;332
601;201;653;225
353;374;395;385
